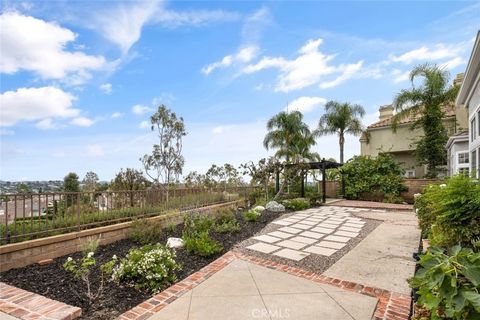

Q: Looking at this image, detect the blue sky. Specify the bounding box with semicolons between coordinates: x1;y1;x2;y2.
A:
1;0;479;181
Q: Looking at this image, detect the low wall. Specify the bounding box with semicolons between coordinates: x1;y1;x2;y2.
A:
319;179;441;203
401;179;442;203
0;201;241;272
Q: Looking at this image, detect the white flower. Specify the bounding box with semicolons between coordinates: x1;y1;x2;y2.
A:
112;255;117;260
414;193;421;199
67;257;73;262
87;251;94;258
439;184;447;188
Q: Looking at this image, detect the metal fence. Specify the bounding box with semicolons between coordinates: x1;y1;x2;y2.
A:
0;187;252;244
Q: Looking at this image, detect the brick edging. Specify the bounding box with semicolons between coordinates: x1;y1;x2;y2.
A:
117;251;236;320
0;282;81;320
233;251;411;320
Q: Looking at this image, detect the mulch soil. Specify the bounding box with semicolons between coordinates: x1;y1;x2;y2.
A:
0;209;281;320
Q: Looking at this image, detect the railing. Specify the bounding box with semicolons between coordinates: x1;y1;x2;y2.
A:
0;187;252;245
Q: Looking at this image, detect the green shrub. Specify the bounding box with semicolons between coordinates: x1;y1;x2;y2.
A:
340;153;406;201
183;232;223;257
214;208;236;224
282;198;310;211
243;209;261;222
129;219;163;245
214;219;241;233
112;244;181;293
410;246;480;319
182;214;214;238
415;175;480;249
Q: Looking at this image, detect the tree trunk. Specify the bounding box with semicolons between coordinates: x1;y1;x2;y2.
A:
339;133;345;164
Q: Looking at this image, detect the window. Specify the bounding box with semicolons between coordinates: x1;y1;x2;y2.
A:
458;152;469;164
459;168;470;176
472;117;477;142
472;149;477;177
405;170;415;178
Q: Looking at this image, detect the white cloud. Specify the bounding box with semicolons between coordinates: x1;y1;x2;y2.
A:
243;38;363;92
35;118;58;130
241;6;272;44
0;86;79;126
70;117;94;127
440;56;465;70
139;120;150;129
111;112;123;118
391;69;410;83
202;46;259;75
287;96;327;113
86;144;105;157
389;44;461;64
100;83;112;94
94;1;239;54
132;104;153;115
0;12;106;84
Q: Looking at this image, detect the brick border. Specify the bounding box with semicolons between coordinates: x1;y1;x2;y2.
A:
117;251;236;320
0;282;81;320
234;252;411;320
118;250;411;320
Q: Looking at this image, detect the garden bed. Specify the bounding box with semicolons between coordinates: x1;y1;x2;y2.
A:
0;209;280;320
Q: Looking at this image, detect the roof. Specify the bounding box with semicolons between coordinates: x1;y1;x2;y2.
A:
367;103;456;129
456;31;480;107
446;130;469;149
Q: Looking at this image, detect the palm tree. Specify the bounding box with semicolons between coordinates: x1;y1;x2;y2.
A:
315;101;365;164
392;64;459;178
263;111;314;162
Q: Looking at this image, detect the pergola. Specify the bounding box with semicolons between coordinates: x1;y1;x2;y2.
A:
275;158;343;203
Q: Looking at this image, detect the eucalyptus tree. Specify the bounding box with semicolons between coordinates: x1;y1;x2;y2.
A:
392;64;459;178
315;101;365;164
140;105;187;197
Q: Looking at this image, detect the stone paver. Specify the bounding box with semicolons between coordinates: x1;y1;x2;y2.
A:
273;248;310;261
148;259;378;320
246;206;369;261
252;235;280;243
246;242;280;254
304;246;337;256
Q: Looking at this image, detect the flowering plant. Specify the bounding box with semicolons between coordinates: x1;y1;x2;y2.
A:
63;251;117;303
112;244;181;293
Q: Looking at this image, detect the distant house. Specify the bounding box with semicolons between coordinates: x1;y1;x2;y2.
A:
360;76;468;178
446;130;469;176
456;31;480;178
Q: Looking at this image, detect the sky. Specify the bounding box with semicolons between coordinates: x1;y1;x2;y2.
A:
1;0;479;182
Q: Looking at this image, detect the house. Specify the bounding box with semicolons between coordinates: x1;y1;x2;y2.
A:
456;31;480;178
446;130;469;176
360;76;468;178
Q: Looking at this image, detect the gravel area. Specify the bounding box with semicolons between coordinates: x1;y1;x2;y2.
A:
234;209;381;274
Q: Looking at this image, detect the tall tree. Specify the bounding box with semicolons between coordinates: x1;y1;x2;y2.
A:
83;171;99;192
392;64;459;178
111;168;150;207
263;111;314;163
315;101;365;164
63;172;80;207
141;105;187;188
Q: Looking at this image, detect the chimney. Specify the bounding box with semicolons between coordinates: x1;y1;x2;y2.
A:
454;73;464;87
379;105;394;121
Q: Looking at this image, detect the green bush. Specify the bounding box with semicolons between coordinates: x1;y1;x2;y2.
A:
415;175;480;249
214;219;241;233
282;198;310;211
182;214;214;238
340;153;406;201
183;232;223;257
214;208;236;224
112;244;181;293
410;246;480;319
243;209;261;222
129;219;163;245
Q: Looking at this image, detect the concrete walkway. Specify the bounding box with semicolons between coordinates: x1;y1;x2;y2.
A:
323;209;420;295
149;259;378;320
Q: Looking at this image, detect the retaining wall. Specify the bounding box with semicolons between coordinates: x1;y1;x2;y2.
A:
0;201;241;272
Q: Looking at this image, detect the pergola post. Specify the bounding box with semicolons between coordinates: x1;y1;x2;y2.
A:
322;161;326;203
300;170;305;198
275;170;280;193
